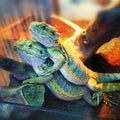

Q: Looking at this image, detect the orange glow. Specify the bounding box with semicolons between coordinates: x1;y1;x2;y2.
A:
0;14;33;40
88;78;104;91
97;104;117;119
97;37;120;66
52;17;75;40
73;20;90;29
0;14;34;86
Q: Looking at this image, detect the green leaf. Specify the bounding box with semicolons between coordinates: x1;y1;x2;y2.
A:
22;84;45;107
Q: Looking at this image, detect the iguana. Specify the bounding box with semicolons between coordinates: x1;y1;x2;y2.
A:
29;22;120;86
14;38;120;106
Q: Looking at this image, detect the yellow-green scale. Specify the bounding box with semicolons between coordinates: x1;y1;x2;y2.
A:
46;71;84;99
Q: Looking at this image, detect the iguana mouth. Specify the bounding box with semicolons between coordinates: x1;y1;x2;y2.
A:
29;30;58;47
14;45;48;59
14;46;47;67
30;30;58;42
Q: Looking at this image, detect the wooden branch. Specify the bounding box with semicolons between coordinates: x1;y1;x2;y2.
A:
78;5;120;61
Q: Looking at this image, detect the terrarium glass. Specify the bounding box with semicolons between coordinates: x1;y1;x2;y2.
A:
0;0;120;120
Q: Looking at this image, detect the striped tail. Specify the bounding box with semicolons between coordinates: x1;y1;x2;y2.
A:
97;73;120;83
96;82;120;92
0;55;33;74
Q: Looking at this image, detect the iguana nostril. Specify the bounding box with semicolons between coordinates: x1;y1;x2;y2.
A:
42;25;46;29
51;31;55;36
28;44;32;47
40;50;43;54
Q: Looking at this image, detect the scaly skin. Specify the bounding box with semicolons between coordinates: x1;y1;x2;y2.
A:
29;22;120;86
0;56;103;106
14;38;120;106
29;22;60;47
14;39;102;106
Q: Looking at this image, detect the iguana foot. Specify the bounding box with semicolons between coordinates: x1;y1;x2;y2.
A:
83;88;103;106
92;90;103;105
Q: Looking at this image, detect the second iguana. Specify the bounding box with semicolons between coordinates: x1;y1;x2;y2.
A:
28;22;120;86
14;38;120;106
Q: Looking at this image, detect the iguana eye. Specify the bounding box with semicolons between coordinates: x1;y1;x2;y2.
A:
41;25;46;29
40;50;43;54
51;31;55;36
28;44;32;47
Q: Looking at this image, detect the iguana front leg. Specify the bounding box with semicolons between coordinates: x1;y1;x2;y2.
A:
0;75;53;95
23;74;53;84
35;46;66;76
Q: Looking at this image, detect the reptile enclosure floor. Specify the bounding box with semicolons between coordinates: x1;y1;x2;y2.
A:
0;14;120;120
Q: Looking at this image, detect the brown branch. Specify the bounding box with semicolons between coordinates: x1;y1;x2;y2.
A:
78;5;120;61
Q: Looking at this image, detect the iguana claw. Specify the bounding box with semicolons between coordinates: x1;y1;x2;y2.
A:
103;93;120;107
92;90;103;105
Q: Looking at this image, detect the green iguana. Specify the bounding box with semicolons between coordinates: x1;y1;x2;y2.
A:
28;22;120;86
14;38;120;106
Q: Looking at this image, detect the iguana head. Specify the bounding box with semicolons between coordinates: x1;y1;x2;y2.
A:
29;22;60;47
14;38;48;66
